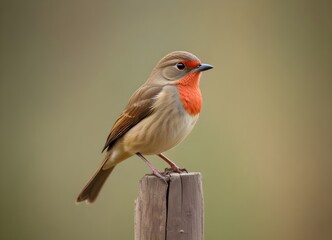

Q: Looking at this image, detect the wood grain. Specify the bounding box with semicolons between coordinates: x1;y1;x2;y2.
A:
135;172;204;240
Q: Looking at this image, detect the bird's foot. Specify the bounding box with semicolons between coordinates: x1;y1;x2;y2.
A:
163;167;188;174
151;170;170;184
136;152;169;184
157;153;187;174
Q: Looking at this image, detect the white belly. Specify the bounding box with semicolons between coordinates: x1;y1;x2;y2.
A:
122;86;199;155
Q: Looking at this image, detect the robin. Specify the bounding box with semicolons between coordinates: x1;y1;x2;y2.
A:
77;51;213;203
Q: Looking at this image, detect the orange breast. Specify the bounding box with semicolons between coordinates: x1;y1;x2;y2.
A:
177;72;202;116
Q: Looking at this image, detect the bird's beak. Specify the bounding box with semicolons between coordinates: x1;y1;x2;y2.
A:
194;63;214;72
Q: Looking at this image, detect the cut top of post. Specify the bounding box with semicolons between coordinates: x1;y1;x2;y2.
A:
135;172;204;240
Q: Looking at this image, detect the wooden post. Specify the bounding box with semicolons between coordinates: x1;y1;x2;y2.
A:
135;172;204;240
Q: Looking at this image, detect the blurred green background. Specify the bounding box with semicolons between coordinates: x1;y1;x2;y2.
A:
1;0;331;239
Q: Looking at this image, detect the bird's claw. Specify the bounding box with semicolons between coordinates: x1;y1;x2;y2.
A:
151;171;170;184
163;167;188;174
179;168;188;173
162;170;172;179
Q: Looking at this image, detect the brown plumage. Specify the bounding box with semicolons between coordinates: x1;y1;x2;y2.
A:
102;85;164;153
76;51;212;203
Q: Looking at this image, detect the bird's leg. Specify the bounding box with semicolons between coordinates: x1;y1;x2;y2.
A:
136;153;169;183
157;153;187;173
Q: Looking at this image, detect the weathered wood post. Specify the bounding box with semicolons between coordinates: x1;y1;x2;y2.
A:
135;172;204;240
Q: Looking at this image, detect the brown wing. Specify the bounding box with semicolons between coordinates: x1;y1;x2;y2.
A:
102;84;163;152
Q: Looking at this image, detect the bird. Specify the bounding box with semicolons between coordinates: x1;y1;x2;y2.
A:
76;51;213;203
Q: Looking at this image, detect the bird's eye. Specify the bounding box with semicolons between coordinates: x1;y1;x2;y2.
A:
176;62;185;70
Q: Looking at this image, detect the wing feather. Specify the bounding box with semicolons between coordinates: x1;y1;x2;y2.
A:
102;85;163;152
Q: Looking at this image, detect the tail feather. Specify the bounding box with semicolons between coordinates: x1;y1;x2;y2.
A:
76;166;115;203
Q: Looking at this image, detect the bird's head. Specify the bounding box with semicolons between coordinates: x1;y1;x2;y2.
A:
147;51;213;85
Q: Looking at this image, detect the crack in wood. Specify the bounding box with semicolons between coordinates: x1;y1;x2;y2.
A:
135;172;204;240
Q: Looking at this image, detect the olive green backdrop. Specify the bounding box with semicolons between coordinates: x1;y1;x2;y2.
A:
1;1;331;239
